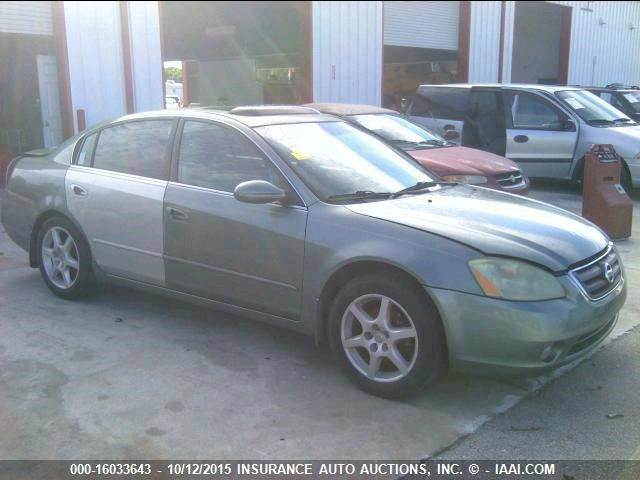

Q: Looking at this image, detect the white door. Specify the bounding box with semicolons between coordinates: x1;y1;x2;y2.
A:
36;55;63;148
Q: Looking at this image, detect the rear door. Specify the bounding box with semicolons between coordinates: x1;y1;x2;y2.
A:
66;119;176;286
163;119;307;320
408;87;469;144
504;90;578;178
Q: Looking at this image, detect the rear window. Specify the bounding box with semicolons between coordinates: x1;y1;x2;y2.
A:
92;120;174;180
411;87;469;120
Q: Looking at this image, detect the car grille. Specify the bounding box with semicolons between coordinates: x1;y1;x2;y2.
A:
495;170;524;187
570;245;623;300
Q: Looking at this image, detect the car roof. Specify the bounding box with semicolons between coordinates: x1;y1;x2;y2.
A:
304;103;399;116
417;83;582;93
105;106;340;128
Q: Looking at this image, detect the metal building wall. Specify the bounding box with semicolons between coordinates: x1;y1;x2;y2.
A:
126;1;163;112
499;1;640;86
63;1;127;130
551;1;640;86
312;0;383;105
467;1;502;83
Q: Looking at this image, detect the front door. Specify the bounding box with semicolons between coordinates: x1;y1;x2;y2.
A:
66;119;176;286
504;90;578;178
164;120;307;320
36;55;63;148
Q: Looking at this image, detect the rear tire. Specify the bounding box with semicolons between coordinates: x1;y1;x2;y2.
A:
36;216;95;300
328;272;447;398
621;163;633;193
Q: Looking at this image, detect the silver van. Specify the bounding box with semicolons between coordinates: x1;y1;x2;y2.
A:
407;84;640;189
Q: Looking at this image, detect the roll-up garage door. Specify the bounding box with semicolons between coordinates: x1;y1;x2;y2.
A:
383;1;459;51
0;1;53;35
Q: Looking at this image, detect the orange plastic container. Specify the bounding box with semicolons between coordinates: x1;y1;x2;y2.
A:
582;144;633;239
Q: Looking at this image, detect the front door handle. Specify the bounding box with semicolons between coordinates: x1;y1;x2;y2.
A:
71;184;87;196
167;207;188;221
514;135;529;143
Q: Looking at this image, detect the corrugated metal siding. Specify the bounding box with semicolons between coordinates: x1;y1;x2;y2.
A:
127;1;163;112
312;1;382;105
0;1;52;35
550;1;640;86
64;1;126;130
383;1;459;50
500;1;515;82
467;1;502;82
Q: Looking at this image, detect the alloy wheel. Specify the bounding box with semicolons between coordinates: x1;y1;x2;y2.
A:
41;226;80;290
340;294;419;383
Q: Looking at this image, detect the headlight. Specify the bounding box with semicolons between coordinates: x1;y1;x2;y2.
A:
468;258;565;301
441;174;488;185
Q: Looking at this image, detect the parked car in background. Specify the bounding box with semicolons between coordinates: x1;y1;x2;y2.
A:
1;106;626;398
586;84;640;123
408;84;640;190
165;96;181;109
306;103;529;195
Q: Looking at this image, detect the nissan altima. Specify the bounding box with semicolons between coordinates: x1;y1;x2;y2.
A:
1;106;626;397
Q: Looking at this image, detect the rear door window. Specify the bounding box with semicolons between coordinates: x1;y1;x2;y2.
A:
411;87;469;120
92;120;174;180
76;132;97;167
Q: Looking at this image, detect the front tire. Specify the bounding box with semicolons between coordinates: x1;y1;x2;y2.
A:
37;216;95;299
329;272;447;398
621;164;633;193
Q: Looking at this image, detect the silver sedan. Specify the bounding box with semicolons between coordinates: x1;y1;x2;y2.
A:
1;106;626;397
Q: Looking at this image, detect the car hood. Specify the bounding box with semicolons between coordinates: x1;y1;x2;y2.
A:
406;146;520;177
589;124;640;153
345;185;608;272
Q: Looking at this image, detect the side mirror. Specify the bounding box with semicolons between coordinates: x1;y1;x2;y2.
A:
562;119;576;132
234;180;287;204
443;130;460;141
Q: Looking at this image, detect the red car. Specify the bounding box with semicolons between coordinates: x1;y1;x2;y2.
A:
306;103;530;195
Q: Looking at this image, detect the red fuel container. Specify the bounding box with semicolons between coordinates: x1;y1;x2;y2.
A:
582;144;633;239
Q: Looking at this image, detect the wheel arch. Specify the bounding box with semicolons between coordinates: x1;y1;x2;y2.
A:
572;155;631;186
315;260;448;359
29;209;89;268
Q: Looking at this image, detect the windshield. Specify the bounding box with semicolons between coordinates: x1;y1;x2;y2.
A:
349;114;446;146
556;90;635;125
256;121;436;202
621;91;640;113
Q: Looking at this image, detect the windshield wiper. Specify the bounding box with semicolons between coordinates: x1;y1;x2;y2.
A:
588;119;615;125
326;190;392;203
391;181;457;198
612;117;633;123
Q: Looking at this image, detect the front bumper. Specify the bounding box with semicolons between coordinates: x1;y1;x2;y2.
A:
427;275;626;376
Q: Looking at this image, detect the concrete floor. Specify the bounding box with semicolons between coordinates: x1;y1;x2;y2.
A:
0;181;638;460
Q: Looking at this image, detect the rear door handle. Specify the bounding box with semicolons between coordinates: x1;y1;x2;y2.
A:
514;135;529;143
167;207;188;221
72;184;87;196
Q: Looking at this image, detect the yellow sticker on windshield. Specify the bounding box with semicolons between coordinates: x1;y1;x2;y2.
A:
291;149;310;161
